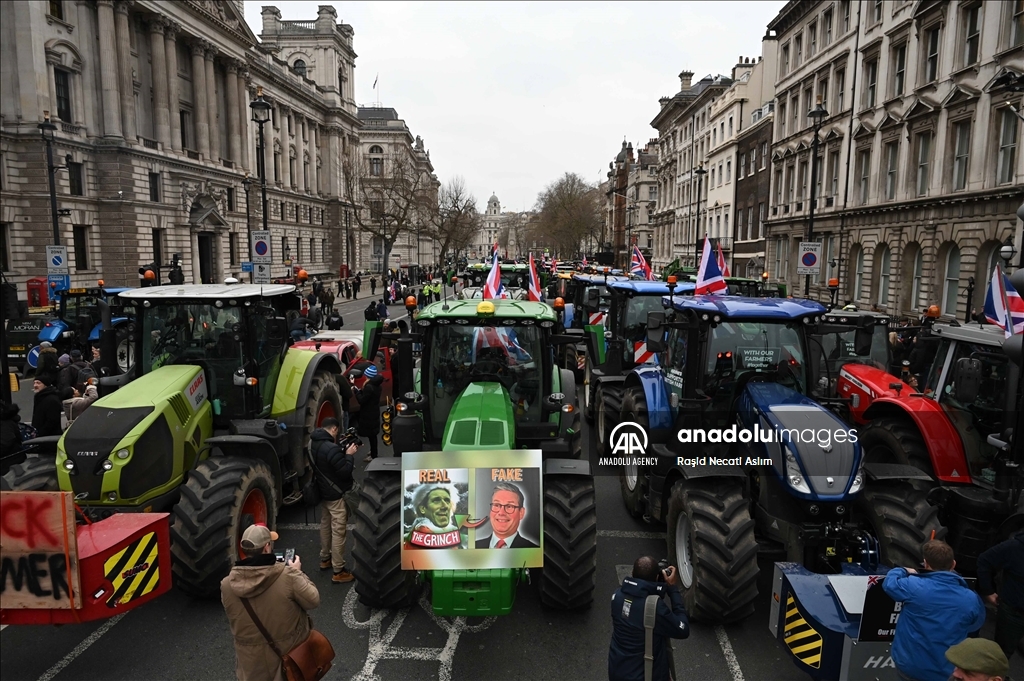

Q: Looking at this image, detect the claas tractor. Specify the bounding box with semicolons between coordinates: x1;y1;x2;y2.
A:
2;283;344;597
611;295;942;623
350;298;597;614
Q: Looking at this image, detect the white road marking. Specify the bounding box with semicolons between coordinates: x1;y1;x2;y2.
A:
598;530;665;539
342;583;495;681
0;624;7;631
36;613;125;681
715;625;745;681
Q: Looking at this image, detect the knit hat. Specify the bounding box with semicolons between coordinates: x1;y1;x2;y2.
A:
70;349;83;360
59;354;71;366
35;374;53;387
363;364;379;379
40;341;53;349
240;524;279;552
945;638;1008;676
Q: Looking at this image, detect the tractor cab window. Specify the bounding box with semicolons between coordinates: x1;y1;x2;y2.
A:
701;321;806;421
624;296;666;340
664;326;688;399
63;295;101;327
251;309;285;412
938;341;1010;479
427;323;544;437
817;322;890;374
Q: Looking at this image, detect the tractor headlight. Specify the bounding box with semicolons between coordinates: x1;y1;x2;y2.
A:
116;448;130;460
63;459;76;471
107;492;117;502
848;461;865;494
785;449;810;493
101;459;114;471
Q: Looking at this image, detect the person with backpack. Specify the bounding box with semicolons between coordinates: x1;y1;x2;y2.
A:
308;417;358;584
57;354;78;394
608;556;689;681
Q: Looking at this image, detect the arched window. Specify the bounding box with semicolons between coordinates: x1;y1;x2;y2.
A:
369;145;384;154
851;245;865;301
293;60;306;77
941;244;961;316
911;247;924;312
876;244;891;306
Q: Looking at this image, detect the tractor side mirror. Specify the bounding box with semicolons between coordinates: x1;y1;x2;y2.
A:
348;368;364;379
364;321;383;365
267;317;288;344
1005;334;1023;370
951;357;982;403
584;324;606;366
646;312;667;353
853;326;873;356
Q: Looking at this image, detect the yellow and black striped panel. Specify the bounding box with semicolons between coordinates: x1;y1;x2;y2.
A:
783;594;822;669
103;531;161;608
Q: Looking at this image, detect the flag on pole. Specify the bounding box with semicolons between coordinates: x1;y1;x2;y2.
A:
695;235;727;295
716;241;731;277
630;245;654;281
482;243;504;299
373;74;378;89
550;259;558;274
984;264;1024;337
528;253;544;302
582;254;588;267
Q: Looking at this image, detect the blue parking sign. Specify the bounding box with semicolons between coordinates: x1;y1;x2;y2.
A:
27;345;41;368
241;261;253;273
48;273;71;292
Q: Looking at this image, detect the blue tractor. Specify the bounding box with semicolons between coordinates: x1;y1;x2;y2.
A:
31;286;135;374
614;295;942;623
555;271;630;377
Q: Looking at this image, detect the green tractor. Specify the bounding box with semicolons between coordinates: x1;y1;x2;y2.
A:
2;284;344;597
351;298;597;613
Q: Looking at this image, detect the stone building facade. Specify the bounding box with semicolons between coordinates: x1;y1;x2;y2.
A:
0;1;360;296
765;0;1023;315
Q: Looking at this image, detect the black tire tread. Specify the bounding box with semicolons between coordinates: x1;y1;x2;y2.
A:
1;452;59;491
538;475;597;609
170;457;276;598
351;471;421;608
861;417;933;478
858;485;945;569
618;387;647;517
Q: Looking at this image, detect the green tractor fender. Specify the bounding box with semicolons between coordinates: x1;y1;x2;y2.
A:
272;348;344;469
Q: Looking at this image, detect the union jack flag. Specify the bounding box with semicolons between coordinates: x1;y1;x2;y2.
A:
528;253;544;302
716;240;731;278
984;264;1024;337
630;245;653;280
695;235;727;295
482;243;505;299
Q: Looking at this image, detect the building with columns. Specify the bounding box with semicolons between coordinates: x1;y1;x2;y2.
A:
764;0;1022;316
0;1;360;296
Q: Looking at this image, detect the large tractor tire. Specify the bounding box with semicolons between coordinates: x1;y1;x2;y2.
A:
861;417;934;481
618;387;647;517
170;457;277;598
1;452;59;491
352;471;421;608
304;371;343;444
115;326;134;374
583;359;595;424
538;475;597;609
666;479;759;623
594;383;623;460
858;484;945;570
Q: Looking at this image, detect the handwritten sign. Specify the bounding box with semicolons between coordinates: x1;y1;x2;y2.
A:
1;491;81;610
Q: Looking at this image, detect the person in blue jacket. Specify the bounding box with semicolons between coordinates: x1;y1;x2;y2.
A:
608;556;689;681
882;540;986;681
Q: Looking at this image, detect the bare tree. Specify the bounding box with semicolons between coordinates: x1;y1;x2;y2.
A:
424;176;479;264
531;173;602;257
342;152;435;274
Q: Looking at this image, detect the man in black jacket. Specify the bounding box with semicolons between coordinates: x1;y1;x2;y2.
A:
31;376;64;437
977;530;1024;658
608;556;690;681
356;364;384;462
310;418;358;584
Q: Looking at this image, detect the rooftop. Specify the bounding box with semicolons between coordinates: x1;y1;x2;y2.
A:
120;284;297;300
665;295;826;320
417;299;557;322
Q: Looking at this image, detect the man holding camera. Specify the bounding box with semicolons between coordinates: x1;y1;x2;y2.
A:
310;418;358;584
608;556;690;681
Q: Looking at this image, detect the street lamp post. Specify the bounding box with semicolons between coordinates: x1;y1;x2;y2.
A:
250;86;272;272
805;96;829;298
693;165;708;267
1000;235;1017;270
38;111;69;246
242;173;253;282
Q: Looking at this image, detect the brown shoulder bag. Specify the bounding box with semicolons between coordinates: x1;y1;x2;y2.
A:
239;596;334;681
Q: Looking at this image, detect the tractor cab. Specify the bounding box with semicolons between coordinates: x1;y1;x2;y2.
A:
809;310;893;416
37;286;135;371
603;280;696;370
566;272;628;329
123;284;299;427
459;263;531;300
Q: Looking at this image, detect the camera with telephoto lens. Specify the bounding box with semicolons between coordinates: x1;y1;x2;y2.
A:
656;558;670;582
337;427;362;452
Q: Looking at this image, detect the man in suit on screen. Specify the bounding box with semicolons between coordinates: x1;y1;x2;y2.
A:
475;481;538;549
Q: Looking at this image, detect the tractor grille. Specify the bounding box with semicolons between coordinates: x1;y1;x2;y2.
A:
64;406;153;502
168;393;191;426
120;414;174;500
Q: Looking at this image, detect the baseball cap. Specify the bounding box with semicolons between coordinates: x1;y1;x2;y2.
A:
945;638;1009;676
363;364;379;379
240;523;279;552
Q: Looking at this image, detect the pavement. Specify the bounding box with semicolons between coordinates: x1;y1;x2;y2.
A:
3;298;1022;680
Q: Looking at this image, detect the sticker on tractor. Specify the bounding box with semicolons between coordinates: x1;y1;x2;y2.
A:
401;450;543;570
187;370;208;411
738;347;780;370
103;531;161;608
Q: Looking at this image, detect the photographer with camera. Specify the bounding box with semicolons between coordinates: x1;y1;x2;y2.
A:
309;417;359;584
608;556;690;681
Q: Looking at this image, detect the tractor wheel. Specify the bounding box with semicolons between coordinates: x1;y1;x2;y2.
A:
618;387;648;517
304;371;343;446
594;383;623;460
583;360;594;424
861;417;934;480
858;484;945;570
538;475;597;609
115;326;134;374
170;457;276;598
1;452;58;491
666;479;759;623
352;471;421;608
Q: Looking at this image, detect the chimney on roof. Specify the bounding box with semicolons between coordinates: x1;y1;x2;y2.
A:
261;6;282;34
679;70;694;91
659;96;670;109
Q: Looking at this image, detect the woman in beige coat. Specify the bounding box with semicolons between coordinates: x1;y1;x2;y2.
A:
221;525;321;681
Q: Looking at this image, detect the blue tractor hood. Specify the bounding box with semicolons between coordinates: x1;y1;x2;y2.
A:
38;319;69;343
737;382;861;500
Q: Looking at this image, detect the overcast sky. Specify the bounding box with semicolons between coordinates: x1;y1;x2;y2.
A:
244;1;784;212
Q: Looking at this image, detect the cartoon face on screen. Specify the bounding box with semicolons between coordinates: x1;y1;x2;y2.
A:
412;485;457;532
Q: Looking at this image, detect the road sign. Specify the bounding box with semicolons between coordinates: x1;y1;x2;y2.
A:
27;345;41;369
48;273;71;292
251;230;272;264
46;245;69;275
241;261;253;273
253;263;271;284
797;242;823;276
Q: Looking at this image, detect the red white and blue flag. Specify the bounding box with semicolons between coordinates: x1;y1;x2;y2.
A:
695;235;727;295
528;253;544;302
482;243;504;299
631;245;654;280
984;264;1024;338
582;255;588;267
550;258;558;274
716;241;731;278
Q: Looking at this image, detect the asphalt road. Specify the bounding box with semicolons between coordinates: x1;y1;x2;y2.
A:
3;294;1021;681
